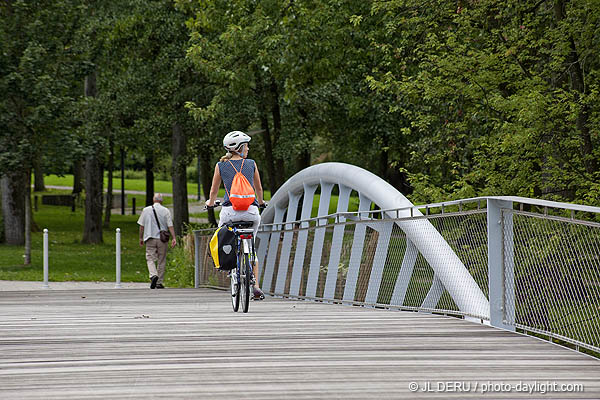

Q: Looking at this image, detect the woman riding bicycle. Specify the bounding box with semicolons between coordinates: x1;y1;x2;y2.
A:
206;131;266;300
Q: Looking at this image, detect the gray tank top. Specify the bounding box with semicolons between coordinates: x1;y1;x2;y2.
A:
218;158;258;207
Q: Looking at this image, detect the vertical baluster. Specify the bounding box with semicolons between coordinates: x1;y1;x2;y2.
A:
343;193;371;302
364;222;393;304
421;275;444;309
390;239;418;306
323;184;352;300
256;229;270;267
305;180;334;298
289;183;318;296
274;192;301;294
262;205;285;292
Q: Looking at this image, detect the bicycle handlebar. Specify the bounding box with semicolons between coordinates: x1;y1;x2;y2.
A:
205;201;268;211
204;200;221;210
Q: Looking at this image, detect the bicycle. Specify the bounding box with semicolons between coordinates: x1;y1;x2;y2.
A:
228;220;256;313
205;201;265;313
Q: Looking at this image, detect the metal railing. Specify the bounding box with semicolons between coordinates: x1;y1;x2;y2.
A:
192;228;223;289
256;202;490;321
502;208;600;354
193;196;600;355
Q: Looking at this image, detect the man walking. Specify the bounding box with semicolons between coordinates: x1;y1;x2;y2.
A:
138;193;177;289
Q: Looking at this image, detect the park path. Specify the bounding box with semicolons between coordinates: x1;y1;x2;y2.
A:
42;185;210;223
0;288;599;399
0;280;148;291
44;185;203;200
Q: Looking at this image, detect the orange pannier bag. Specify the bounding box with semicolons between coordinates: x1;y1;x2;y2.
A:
225;159;255;211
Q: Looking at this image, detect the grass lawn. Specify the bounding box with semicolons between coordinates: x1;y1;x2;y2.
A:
44;173;201;197
32;188;172;211
43;174;264;207
0;204;150;283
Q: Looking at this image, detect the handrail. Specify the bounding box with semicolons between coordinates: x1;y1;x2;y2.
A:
257;196;600;230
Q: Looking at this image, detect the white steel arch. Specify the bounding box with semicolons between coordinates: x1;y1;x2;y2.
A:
261;162;490;319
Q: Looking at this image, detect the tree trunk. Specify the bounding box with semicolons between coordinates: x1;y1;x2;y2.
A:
296;150;311;172
103;140;114;228
120;148;125;214
270;80;285;188
260;114;278;195
24;171;31;264
0;170;27;245
380;135;389;182
199;151;217;226
73;159;84;194
388;167;413;196
296;107;312;172
82;154;104;244
255;71;278;194
196;157;202;201
33;159;45;192
568;39;597;175
172;122;189;236
82;71;103;244
555;0;598;176
145;154;154;206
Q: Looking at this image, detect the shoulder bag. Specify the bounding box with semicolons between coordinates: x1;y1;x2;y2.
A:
152;206;170;243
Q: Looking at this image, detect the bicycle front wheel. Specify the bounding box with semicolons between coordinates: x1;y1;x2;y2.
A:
241;253;251;313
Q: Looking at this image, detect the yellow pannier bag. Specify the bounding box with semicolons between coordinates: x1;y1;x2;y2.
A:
209;226;237;270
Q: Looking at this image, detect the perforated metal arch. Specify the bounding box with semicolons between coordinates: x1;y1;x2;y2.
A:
258;163;490;319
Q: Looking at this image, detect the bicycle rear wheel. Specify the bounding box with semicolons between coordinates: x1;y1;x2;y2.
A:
241;253;251;313
230;268;239;312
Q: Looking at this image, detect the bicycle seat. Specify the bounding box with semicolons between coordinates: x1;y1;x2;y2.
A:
229;221;254;229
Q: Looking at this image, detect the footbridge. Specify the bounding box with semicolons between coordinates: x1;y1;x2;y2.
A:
197;162;600;356
2;162;599;398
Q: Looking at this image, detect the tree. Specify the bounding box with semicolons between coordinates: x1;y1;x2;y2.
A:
367;0;600;203
80;70;106;244
0;0;85;250
182;0;380;193
91;0;213;234
182;0;292;192
77;0;146;242
0;172;27;245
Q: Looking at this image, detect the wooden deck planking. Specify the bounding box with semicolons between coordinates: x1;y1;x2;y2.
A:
0;289;598;399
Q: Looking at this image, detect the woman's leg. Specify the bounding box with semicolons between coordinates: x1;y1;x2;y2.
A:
248;209;262;291
218;206;232;227
224;206;264;297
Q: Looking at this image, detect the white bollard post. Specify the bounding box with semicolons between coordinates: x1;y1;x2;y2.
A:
115;228;122;289
194;232;200;289
42;229;49;289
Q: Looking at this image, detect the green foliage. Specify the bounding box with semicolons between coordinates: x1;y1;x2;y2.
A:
4;0;600;239
367;0;600;204
164;240;195;288
0;0;86;174
180;0;384;189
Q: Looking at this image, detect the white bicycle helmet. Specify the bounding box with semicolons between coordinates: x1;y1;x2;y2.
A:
223;131;251;152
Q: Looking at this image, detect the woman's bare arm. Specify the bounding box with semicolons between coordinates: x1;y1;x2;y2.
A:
206;164;221;206
254;164;264;205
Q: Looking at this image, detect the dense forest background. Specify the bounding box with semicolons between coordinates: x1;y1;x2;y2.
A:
1;0;599;246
